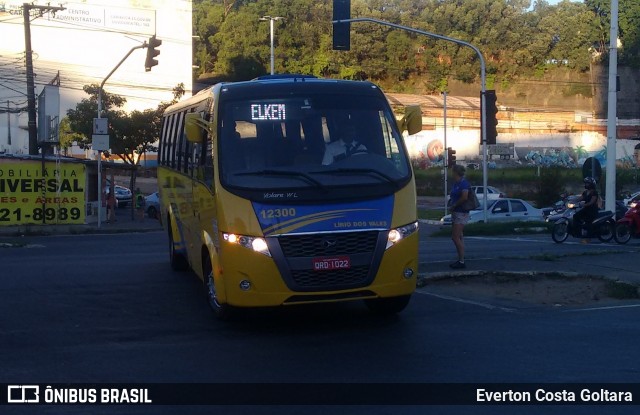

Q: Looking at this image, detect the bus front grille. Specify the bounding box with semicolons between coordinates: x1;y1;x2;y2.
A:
278;231;378;257
290;266;370;289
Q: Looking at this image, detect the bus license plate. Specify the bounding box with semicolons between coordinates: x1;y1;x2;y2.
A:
312;256;351;271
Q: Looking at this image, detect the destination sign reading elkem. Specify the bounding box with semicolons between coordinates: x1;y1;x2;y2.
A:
251;104;287;121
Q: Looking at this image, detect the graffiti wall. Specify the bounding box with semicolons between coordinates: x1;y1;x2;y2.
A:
405;129;640;169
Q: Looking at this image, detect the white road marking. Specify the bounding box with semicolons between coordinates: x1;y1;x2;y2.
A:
564;304;640;312
465;236;620;247
426;257;496;264
416;289;515;312
465;236;548;244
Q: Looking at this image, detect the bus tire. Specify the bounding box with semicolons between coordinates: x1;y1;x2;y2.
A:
364;295;411;315
203;254;234;321
168;219;189;271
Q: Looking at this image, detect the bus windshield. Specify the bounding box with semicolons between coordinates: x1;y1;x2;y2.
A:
218;93;411;201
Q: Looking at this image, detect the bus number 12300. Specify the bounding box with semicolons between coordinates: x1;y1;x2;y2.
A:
260;208;297;219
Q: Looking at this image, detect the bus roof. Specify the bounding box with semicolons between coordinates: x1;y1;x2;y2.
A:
164;75;385;115
218;76;383;100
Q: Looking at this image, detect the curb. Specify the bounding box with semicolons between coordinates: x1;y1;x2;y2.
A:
417;270;639;289
0;225;162;237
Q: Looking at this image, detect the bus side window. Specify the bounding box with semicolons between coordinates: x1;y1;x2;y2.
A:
203;136;214;190
221;120;246;172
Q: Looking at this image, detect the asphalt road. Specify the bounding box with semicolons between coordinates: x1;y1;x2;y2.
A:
1;231;639;415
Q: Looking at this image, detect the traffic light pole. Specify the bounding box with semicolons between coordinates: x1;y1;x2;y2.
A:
96;42;148;228
333;17;490;221
442;91;448;217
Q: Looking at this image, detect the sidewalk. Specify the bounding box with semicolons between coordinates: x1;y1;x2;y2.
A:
0;211;162;237
421;248;640;286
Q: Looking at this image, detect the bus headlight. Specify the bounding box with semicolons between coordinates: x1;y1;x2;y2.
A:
386;221;419;250
223;233;271;257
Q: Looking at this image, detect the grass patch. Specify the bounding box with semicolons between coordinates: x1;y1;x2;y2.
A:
418;208;445;221
605;281;640;299
430;221;552;237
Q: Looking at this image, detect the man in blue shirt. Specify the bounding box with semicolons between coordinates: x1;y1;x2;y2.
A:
448;164;471;269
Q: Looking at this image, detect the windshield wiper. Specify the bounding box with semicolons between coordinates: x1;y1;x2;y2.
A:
310;168;399;189
235;169;326;190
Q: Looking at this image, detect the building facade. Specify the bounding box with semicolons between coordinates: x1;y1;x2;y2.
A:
0;0;193;157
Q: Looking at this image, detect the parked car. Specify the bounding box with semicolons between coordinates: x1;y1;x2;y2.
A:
145;192;160;219
440;198;544;224
105;181;132;207
471;185;505;201
446;185;505;205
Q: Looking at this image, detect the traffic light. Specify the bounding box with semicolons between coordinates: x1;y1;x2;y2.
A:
333;0;351;50
483;90;498;145
447;147;456;168
145;35;162;72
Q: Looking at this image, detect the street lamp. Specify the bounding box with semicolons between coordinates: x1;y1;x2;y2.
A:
259;15;284;75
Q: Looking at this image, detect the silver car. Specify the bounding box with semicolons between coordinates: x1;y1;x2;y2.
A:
470;185;505;201
441;198;544;224
145;192;160;219
105;182;132;207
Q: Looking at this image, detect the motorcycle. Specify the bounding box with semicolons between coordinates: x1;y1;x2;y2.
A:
551;200;615;243
613;200;640;244
544;195;579;223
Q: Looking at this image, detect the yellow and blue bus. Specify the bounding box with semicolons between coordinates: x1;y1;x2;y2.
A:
158;75;420;319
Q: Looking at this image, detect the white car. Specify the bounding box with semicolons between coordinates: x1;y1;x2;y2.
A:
105;182;132;207
471;186;505;201
145;192;160;219
445;185;505;205
440;198;544;224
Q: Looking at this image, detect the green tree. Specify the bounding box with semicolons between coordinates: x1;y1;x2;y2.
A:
58;117;84;156
190;0;605;89
67;83;185;165
585;0;640;66
66;84;127;152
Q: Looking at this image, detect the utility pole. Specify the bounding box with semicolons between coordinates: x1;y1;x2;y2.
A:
6;101;11;146
605;0;619;212
22;3;65;155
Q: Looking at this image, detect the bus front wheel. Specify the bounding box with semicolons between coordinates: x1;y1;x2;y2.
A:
364;295;411;315
203;256;234;321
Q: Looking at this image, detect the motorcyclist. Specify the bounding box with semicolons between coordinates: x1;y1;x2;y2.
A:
573;177;599;232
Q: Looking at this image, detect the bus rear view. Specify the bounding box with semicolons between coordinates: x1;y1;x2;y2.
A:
160;75;420;319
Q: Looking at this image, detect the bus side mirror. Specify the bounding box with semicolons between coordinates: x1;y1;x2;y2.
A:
396;105;422;135
185;113;205;143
